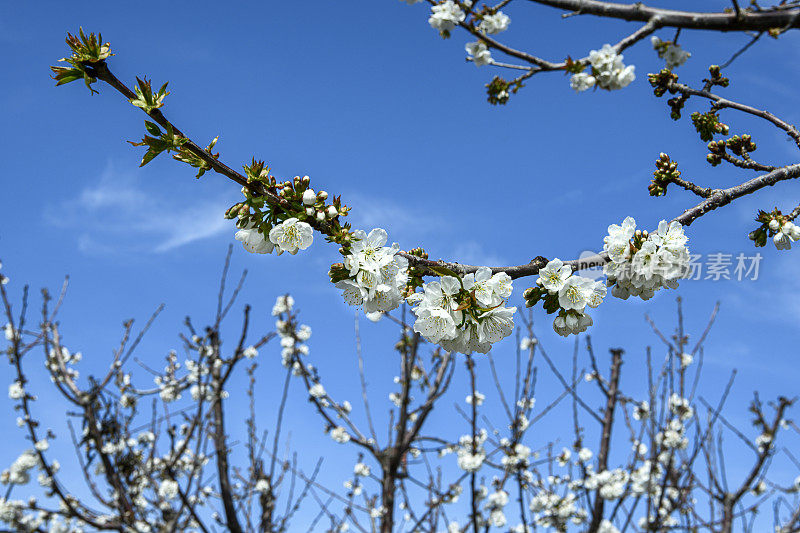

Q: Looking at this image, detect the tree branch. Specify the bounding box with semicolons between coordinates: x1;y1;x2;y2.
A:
528;0;800;31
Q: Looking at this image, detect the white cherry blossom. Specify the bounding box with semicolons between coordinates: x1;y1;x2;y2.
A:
235;224;276;255
570;72;596;93
604;217;690;300
428;1;465;33
465;41;492;66
651;36;691;69
336;228;409;316
538;259;572;293
558;276;593;311
411;269;516;354
478;12;510;34
268;218;313;254
587;44;635;90
413;307;457;344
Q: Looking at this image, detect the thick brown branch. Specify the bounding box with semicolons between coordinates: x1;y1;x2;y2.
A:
587;348;623;532
528;0;800;31
210;335;245;533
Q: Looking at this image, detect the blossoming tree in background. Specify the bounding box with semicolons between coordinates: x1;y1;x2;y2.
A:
1;0;800;530
3;259;799;532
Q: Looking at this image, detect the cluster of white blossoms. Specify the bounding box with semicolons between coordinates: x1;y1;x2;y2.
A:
272;295;312;370
46;345;81;384
465;41;492;66
485;489;510;528
529;489;584;530
3;323;18;342
534;259;606;337
0;500;81;532
770;218;800;250
603;217;690;301
428;0;465;33
409;267;515;354
157;478;180;500
154;350;185;403
756;432;773;453
478;11;510;34
651;36;691;69
235;217;313;256
501;442;531;470
272;296;358;447
583;468;629;500
65;422;213;530
424;0;511;35
1;450;40;486
8;381;24;400
335;228;408;321
571;44;635;93
454;430;488;472
353;462;370;477
521;444;689;531
330;426;350;444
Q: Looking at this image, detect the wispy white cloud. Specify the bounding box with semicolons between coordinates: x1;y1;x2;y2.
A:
50;160;236;255
345;192;445;243
344;193;509;267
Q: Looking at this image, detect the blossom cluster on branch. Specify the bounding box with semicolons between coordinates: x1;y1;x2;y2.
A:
409;267;515;354
603;217;690;300
523;259;606;337
48;27;800;360
570;44;636;93
751;208;800;251
650;36;690;70
331;228;409;322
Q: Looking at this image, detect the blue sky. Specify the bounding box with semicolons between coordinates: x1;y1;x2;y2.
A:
2;0;800;529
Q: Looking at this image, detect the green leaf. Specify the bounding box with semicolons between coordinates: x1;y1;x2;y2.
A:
140;149;159;167
144;121;161;136
129;77;170;113
542;293;560;314
430;265;460;278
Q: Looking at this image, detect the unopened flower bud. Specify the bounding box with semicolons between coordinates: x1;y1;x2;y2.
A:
302;175;311;185
316;211;325;222
305;207;315;216
302;189;316;205
325;205;338;219
769;219;780;232
317;191;328;201
524;287;534;298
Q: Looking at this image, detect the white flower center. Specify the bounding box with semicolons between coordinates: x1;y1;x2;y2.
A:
565;286;583;305
283;225;301;246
